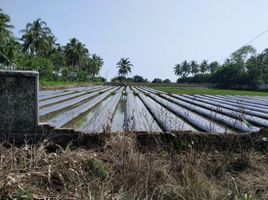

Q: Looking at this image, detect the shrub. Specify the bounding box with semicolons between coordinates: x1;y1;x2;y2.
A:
163;78;171;84
152;78;162;83
133;75;147;83
17;55;54;80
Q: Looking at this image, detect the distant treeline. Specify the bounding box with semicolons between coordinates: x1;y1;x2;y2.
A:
0;9;105;82
111;75;172;84
174;45;268;89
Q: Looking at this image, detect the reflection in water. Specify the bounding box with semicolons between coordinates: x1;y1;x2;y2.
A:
63;96;112;130
39;94;99;123
111;96;126;132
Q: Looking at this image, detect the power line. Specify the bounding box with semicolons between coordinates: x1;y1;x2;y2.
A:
220;28;268;62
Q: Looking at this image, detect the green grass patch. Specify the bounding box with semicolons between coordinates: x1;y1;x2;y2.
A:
40;80;103;88
151;86;268;96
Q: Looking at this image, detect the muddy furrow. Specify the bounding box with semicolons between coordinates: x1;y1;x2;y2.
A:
39;87;115;117
45;87;118;128
224;95;268;105
136;87;233;133
82;87;124;133
39;90;77;101
173;94;268;128
133;88;197;132
194;95;268;116
160;94;259;133
140;88;268;127
39;86;106;108
39;86;101;101
140;86;165;94
203;95;268;110
214;95;268;107
126;88;162;132
39;90;65;98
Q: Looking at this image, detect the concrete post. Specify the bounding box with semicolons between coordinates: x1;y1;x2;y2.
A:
0;70;39;137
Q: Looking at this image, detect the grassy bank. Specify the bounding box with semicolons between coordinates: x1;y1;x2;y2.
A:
151;86;268;96
40;80;103;90
0;136;267;199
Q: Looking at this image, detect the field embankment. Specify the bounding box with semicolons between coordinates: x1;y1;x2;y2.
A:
151;85;268;96
40;80;103;90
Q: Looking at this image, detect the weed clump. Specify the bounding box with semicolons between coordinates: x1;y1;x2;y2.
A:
0;136;267;199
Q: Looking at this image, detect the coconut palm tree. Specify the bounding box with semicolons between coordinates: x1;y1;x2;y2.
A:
0;9;14;44
174;63;182;77
2;38;18;69
0;10;17;68
200;60;208;74
181;60;190;77
116;58;133;77
190;60;199;75
64;38;89;67
208;61;220;74
88;54;104;77
44;35;58;57
20;18;52;56
51;45;65;76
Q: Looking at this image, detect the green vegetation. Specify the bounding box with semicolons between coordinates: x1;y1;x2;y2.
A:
111;74;149;84
174;45;268;89
152;78;163;83
40;80;103;87
0;10;105;84
111;58;136;84
151;86;268;96
116;57;132;77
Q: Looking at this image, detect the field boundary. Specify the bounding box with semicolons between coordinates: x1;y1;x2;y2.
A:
1;124;267;152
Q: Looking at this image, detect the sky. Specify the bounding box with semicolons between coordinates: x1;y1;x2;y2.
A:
1;0;268;81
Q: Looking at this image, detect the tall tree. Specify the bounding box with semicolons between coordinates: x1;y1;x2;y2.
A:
44;35;58;57
20;18;52;56
246;49;268;84
1;38;18;69
0;9;14;44
231;45;256;65
51;45;65;76
64;38;89;67
174;63;182;77
258;49;268;76
190;60;199;75
181;60;190;77
86;54;104;77
200;60;208;74
0;9;17;67
208;61;220;74
223;58;231;66
116;57;132;77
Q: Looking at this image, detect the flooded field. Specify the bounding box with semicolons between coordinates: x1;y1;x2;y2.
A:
39;86;268;133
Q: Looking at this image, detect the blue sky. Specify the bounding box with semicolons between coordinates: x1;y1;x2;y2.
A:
1;0;268;81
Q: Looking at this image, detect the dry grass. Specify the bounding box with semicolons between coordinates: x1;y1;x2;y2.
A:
0;136;267;200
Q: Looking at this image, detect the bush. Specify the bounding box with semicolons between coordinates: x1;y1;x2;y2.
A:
17;55;54;80
111;76;127;83
133;75;147;83
177;74;211;84
61;66;79;82
152;78;162;83
211;64;249;88
163;79;171;84
61;66;104;82
90;76;107;82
